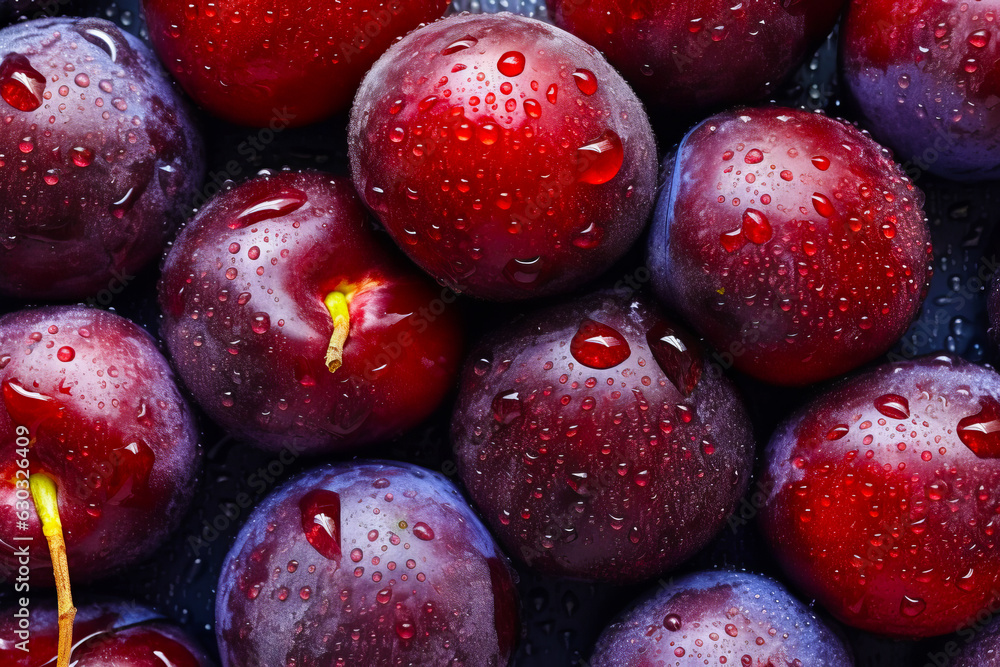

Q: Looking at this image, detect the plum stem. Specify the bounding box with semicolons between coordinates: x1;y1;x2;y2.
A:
324;290;351;373
29;472;75;667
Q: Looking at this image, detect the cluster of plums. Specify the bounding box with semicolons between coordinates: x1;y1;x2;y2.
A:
3;0;1000;665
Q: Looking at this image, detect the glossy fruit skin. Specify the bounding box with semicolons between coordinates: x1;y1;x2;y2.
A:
349;13;658;301
549;0;845;117
842;0;1000;181
451;290;755;582
647;106;932;386
0;600;214;666
0;18;204;300
215;460;519;667
954;616;1000;666
589;570;853;666
761;355;1000;638
158;171;463;454
0;306;200;584
142;0;448;127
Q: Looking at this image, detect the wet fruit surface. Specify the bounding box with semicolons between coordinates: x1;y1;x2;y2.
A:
648;106;933;386
349;13;657;300
590;571;853;666
451;290;755;582
142;0;448;127
0;17;204;299
842;0;1000;181
0;599;214;665
215;460;519;666
158;171;463;454
761;355;1000;638
549;0;845;117
0;305;201;583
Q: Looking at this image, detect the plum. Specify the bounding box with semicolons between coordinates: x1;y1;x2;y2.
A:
842;0;1000;181
215;460;519;666
0;17;204;300
349;13;657;301
158;171;464;454
451;289;755;582
761;355;1000;638
647;106;933;386
0;599;214;666
590;570;853;666
142;0;449;127
549;0;846;117
0;305;201;584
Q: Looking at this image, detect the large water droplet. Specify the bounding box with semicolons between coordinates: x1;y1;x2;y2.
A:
503;256;542;286
232;188;307;228
957;397;1000;458
442;35;478;55
0;54;46;112
497;51;525;77
874;394;909;420
572;69;598;95
2;379;62;427
300;489;342;560
576;130;624;184
571;319;631;369
741;208;772;244
646;321;701;396
812;192;835;218
900;595;926;617
492;390;523;424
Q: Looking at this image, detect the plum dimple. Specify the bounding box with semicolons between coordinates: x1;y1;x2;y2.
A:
0;17;204;300
349;13;657;301
648;106;933;386
761;355;1000;638
451;290;755;582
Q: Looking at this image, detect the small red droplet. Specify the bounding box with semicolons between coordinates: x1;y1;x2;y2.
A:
811;155;831;170
497;51;526;77
56;346;75;362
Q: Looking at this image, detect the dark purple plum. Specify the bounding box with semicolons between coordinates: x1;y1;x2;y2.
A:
954;616;1000;665
158;171;464;454
0;305;201;584
451;289;755;582
215;460;519;666
842;0;1000;181
989;272;1000;349
647;106;932;386
0;599;214;666
0;17;204;300
761;355;1000;638
549;0;846;117
590;570;853;666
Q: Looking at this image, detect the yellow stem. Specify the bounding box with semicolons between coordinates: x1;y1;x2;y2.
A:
30;472;75;667
324;290;351;373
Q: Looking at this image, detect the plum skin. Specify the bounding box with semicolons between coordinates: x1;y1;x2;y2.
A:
761;355;1000;638
158;171;464;454
451;290;755;583
142;0;448;127
842;0;1000;181
0;600;215;666
215;460;519;667
0;18;205;300
349;13;658;301
0;306;201;584
590;570;853;666
549;0;845;116
647;106;932;386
